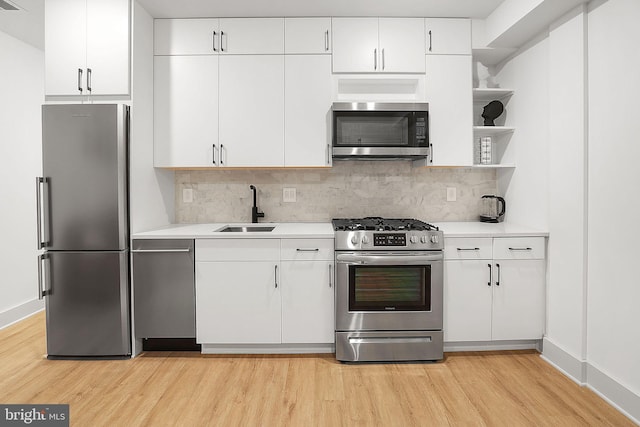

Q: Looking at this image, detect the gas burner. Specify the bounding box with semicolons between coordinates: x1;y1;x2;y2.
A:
332;217;439;232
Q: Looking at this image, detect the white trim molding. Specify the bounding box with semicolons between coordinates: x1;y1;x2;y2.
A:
541;337;587;384
202;343;335;355
587;364;640;425
0;299;44;330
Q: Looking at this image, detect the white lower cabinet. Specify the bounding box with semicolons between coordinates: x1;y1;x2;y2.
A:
195;238;334;347
281;260;334;343
444;237;546;343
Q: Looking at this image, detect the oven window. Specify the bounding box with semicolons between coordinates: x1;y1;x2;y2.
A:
334;113;410;147
348;265;431;311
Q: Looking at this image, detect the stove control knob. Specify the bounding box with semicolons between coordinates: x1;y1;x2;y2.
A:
351;235;359;245
430;235;439;244
362;235;370;245
410;236;418;244
420;236;428;244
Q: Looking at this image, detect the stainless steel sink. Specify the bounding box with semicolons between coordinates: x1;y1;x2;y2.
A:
218;226;275;233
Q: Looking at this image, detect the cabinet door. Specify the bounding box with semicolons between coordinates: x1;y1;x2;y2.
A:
281;261;334;344
219;55;284;167
154;55;219;167
196;261;281;344
45;0;87;96
331;18;379;73
154;19;219;55
426;55;473;166
285;18;331;54
85;0;130;95
444;260;492;342
284;55;332;167
425;18;471;55
219;18;284;54
378;18;425;73
491;260;545;341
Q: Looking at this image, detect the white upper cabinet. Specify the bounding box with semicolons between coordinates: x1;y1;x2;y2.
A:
425;54;473;166
332;17;425;73
332;18;378;73
285;18;332;54
45;0;130;96
425;18;471;55
154;19;220;55
284;55;333;167
378;18;425;73
218;55;285;167
218;18;284;54
153;55;219;168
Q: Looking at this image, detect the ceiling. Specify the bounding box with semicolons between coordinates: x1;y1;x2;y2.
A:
0;0;43;49
137;0;506;19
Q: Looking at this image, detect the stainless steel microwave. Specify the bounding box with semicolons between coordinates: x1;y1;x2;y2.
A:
331;102;429;160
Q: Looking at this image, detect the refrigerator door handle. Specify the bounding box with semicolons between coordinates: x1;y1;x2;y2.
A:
36;177;49;249
37;253;50;299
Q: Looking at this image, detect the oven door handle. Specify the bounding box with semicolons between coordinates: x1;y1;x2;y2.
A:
336;253;442;265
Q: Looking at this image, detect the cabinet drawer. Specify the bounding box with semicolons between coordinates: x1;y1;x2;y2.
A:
444;238;492;260
281;239;334;261
196;239;280;261
493;237;545;260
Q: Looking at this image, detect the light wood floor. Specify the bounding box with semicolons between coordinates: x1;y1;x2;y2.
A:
0;312;633;426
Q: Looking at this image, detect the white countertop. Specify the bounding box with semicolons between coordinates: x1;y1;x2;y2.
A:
433;222;548;238
131;222;335;239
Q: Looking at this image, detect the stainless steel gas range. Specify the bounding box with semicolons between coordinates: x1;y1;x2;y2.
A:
332;217;444;362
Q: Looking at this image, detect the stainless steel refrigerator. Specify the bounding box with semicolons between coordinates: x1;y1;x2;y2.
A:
36;104;131;359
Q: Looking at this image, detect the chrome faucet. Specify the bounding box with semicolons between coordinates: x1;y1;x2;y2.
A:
249;185;265;223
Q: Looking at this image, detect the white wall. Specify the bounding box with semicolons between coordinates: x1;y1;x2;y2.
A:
0;31;45;325
494;36;549;231
587;0;640;401
545;7;587;364
129;1;174;233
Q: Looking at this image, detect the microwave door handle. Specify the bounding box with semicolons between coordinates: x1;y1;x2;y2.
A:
336;254;442;265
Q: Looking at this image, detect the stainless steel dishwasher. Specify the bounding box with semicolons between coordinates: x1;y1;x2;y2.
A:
132;239;195;338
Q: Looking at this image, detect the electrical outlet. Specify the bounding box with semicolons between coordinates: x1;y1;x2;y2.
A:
446;187;457;202
182;188;193;203
283;187;297;203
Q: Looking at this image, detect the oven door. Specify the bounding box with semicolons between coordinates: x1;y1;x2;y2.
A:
335;252;443;331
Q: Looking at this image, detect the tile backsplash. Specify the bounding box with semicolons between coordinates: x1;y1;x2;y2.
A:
175;162;497;223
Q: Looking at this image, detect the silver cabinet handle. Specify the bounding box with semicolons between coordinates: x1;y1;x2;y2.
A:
220;144;225;165
212;30;217;52
329;263;332;288
325;30;329;51
37;253;49;300
77;68;83;93
221;31;226;52
296;248;319;252
274;264;278;288
382;48;385;70
430;143;434;164
87;68;92;93
131;248;191;253
509;247;532;251
496;263;501;286
428;30;432;52
374;48;377;70
212;143;217;165
456;247;480;251
36;177;49;249
487;263;492;287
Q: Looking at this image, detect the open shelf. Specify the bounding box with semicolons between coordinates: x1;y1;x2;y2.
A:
473;126;515;137
472;48;517;67
472;88;514;102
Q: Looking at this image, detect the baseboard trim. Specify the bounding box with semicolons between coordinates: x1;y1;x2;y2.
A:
540;337;587;384
444;340;541;352
0;299;44;330
201;343;335;355
586;363;640;425
541;338;640;425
